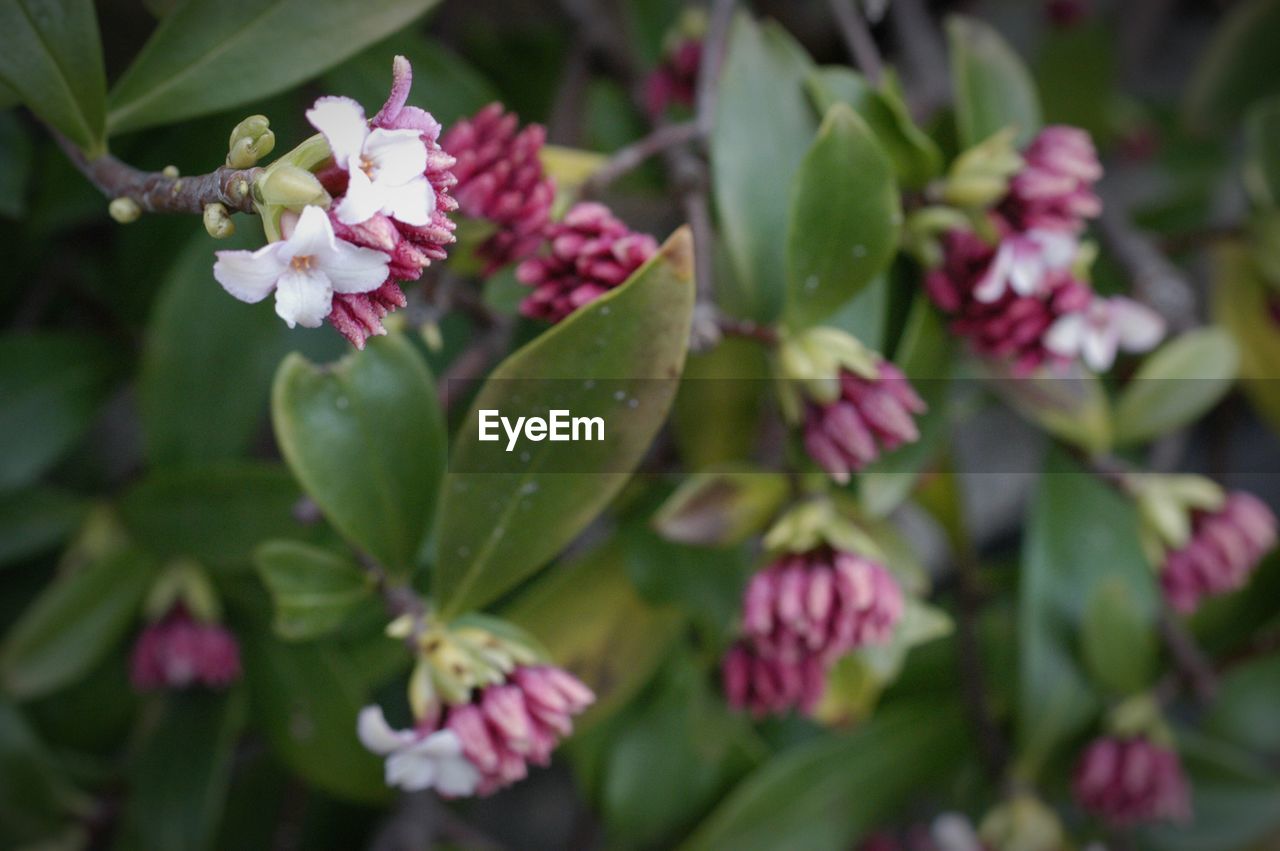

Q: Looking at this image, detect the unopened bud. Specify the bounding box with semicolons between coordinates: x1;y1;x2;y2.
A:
203;202;235;239
162;165;179;179
227;114;275;168
942;128;1023;208
255;164;329;208
979;794;1065;851
109;197;141;223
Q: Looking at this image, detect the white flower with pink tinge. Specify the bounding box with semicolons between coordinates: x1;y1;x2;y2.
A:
213;205;389;328
307;95;436;226
973;229;1078;303
357;705;481;796
1044;295;1165;372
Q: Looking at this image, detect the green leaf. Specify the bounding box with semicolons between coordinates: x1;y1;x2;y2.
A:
106;0;442;134
140;230;318;470
0;112;33;218
1245;96;1280;208
323;30;497;128
1079;577;1158;694
0;487;87;568
1205;652;1280;755
1113;327;1239;446
1;549;157;699
785;103;900;330
1034;22;1116;141
0;699;88;846
506;542;684;731
947;15;1042;148
653;469;789;548
805;67;942;188
1211;245;1280;435
672;338;770;470
987;361;1112;455
1018;450;1156;778
0;0;106;151
254;540;373;640
712;14;817;320
240;630;396;805
118;463;307;571
680;702;969;851
1184;0;1280;132
114;691;246;851
272;334;445;576
435;228;695;616
0;333;122;493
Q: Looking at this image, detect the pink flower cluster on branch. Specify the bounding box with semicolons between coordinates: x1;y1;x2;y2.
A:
1160;491;1277;613
1073;736;1191;827
130;606;241;691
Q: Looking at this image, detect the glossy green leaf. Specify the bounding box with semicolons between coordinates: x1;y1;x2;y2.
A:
653;469;789;547
805;67;942;187
1034;22;1116;141
1184;0;1280;131
323;30;497;128
240;629;399;805
1204;652;1280;755
1211;246;1280;434
506;542;684;730
986;361;1112;455
119;463;306;571
254;540;373;640
1245;96;1280;208
273;334;445;576
681;702;969;851
140;230;313;470
0;333;122;492
947;15;1042;148
114;691;246;851
1018;450;1156;778
1;549;157;699
0;700;88;846
106;0;442;133
1113;327;1239;446
672;338;770;470
785;104;900;330
0;487;87;569
712;14;816;320
435;228;695;616
0;0;106;151
1080;577;1158;694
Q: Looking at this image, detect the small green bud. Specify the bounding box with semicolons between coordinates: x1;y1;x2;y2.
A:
162;164;179;179
1109;693;1173;744
144;558;221;622
108;197;141;223
202;202;235;239
943;128;1023;209
408;658;440;722
255;164;329;208
777;327;880;411
979;794;1065;851
227;114;275;168
763;500;881;557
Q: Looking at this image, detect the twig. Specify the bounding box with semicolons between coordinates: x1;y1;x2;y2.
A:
717;312;779;345
828;0;884;84
580;121;699;195
1157;605;1219;703
50;128;260;215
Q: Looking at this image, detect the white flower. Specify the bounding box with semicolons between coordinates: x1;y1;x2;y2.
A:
974;229;1078;303
307;96;434;226
213;205;389;329
1045;295;1166;372
357;705;480;797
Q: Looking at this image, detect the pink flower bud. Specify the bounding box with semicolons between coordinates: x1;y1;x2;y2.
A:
644;38;702;117
1002;126;1102;234
516;202;658;322
129;606;241;692
440;103;556;273
1160;491;1277;613
1073;736;1191;827
721;640;827;718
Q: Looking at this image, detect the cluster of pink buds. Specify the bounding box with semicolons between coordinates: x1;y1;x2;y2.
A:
440;103;556;273
645;37;702;117
516;201;658;323
130;605;241;691
722;505;905;718
1160;491;1277;613
778;326;926;484
213;56;457;348
924;126;1164;374
1073;736;1191;827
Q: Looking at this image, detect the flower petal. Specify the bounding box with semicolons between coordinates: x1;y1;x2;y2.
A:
213;244;286;303
385;750;437;791
335;169;384;226
1044;312;1085;357
306;96;369;168
356;705;415;755
373;55;413;127
1111;297;1166;353
407;728;465;759
1082;324;1119;372
274;267;333;328
286;204;339;258
365;128;428;185
317;238;390;294
380;175;434;227
434;756;481;797
974;243;1012;303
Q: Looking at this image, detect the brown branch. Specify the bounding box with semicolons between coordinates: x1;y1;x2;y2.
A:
828;0;884;84
51;128;260;215
580;121;699;195
717;313;779;345
1157;605;1219;704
